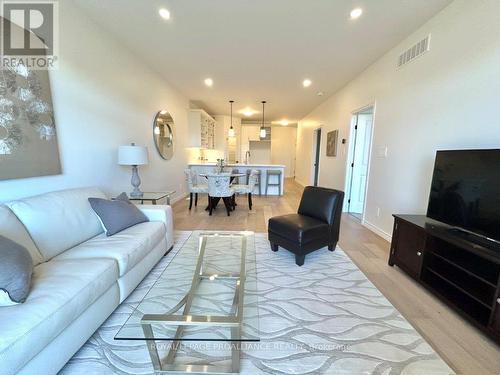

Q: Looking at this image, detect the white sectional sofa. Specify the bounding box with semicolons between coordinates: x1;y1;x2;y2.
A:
0;187;174;375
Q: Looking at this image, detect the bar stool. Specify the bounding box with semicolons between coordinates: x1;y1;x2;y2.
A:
246;169;261;195
265;169;282;195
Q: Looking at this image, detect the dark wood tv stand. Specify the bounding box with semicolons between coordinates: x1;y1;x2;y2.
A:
389;215;500;345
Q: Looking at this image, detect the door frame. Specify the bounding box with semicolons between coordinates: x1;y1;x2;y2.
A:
343;103;376;223
310;127;322;186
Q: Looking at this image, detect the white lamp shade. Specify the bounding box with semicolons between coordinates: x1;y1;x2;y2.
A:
118;145;149;165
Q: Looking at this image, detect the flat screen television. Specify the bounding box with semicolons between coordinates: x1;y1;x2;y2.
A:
427;149;500;244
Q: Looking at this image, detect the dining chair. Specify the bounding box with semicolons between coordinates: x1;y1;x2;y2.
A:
206;173;235;216
246;169;261;195
231;168;243;184
184;169;208;210
232;169;258;210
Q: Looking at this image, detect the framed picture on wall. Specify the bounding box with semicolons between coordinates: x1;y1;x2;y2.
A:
0;20;61;181
326;130;339;157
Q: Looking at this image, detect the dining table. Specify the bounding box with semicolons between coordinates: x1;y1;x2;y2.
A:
199;172;246;211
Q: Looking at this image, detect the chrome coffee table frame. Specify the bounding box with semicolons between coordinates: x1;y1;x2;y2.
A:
140;233;247;374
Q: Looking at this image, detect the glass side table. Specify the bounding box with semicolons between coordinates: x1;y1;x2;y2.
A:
126;191;175;205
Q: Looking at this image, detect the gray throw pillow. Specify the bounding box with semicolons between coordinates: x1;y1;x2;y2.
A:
88;193;149;236
0;235;33;305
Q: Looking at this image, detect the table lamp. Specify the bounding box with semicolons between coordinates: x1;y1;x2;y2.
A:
118;143;149;197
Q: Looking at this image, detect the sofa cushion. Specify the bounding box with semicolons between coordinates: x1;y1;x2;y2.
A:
0;205;43;266
0;236;33;305
269;213;329;244
6;187;107;260
0;258;118;374
88;194;149;236
54;221;166;277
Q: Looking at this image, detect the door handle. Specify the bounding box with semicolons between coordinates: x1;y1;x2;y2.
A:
416;251;422;257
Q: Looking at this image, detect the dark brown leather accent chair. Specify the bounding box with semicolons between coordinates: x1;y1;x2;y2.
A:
268;186;344;266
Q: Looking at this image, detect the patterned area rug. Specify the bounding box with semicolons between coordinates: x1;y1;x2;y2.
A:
60;231;453;375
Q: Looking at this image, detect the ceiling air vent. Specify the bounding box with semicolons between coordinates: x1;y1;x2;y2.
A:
397;35;431;68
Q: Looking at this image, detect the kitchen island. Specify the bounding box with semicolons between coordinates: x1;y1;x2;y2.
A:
188;163;285;195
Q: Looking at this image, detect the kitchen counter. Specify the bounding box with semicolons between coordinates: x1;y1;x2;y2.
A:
188;163;285;195
188;163;285;168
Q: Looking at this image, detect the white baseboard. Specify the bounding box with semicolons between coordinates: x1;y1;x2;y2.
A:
294;178;307;187
362;219;392;242
170;193;188;205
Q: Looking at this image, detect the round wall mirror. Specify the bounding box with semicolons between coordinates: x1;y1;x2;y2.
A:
153;110;174;160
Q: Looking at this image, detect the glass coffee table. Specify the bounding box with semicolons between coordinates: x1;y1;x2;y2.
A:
115;231;259;374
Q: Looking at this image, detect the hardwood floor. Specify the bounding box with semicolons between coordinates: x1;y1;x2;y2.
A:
172;178;500;375
173;177;304;232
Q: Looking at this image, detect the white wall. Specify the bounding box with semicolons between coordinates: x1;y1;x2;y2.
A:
296;0;500;240
249;141;271;164
271;126;297;177
0;1;190;203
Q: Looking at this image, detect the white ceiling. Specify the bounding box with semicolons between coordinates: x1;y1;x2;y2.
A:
73;0;452;121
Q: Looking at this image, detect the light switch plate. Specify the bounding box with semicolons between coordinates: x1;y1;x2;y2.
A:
376;145;388;158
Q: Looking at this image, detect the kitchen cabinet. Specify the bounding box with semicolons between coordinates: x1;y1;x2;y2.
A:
188;109;216;149
240;124;272;162
241;125;261;142
213;115;241;163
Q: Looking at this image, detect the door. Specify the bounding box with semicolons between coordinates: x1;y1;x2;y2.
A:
313;129;321;186
345;108;373;219
349;114;372;213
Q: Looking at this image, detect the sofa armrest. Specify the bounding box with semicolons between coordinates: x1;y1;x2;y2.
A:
138;205;174;251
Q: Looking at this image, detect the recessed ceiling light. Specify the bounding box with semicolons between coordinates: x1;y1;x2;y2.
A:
240;108;255;117
158;8;171;20
280;120;289;126
317;91;324;96
303;79;312;88
350;8;363;20
204;78;213;87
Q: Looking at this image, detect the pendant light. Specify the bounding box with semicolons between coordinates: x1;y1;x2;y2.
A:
260;101;267;139
228;100;235;137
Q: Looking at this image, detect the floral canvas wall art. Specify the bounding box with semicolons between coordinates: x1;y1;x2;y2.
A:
0;37;61;180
